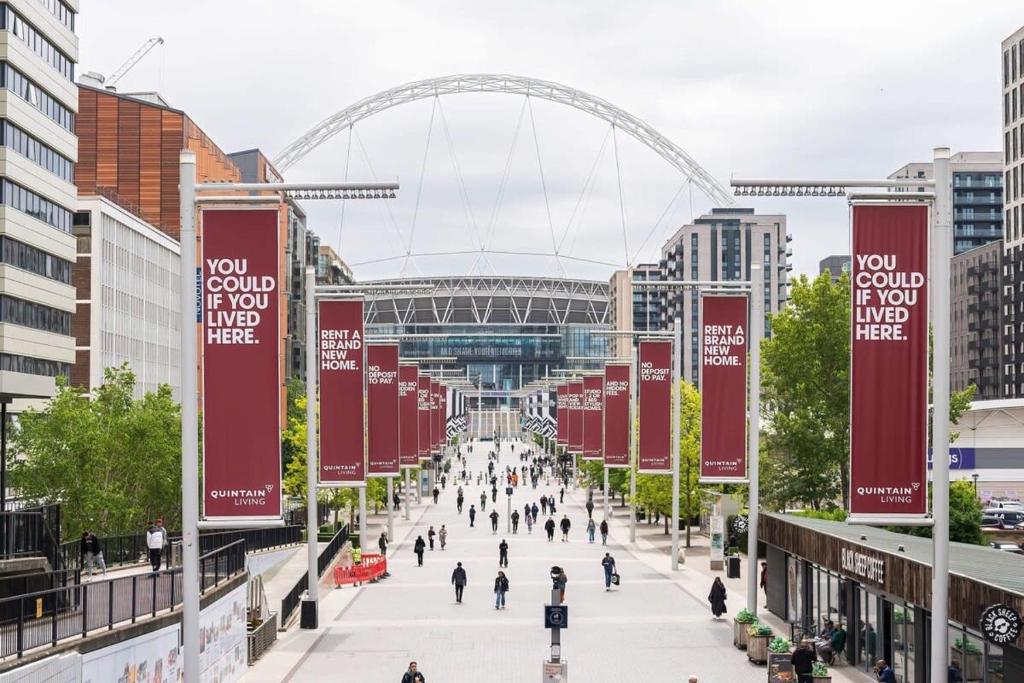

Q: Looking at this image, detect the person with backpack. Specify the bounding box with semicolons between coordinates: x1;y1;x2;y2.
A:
493;571;509;610
545;517;556;542
599;519;609;545
414;536;426;566
498;539;509;567
451;562;467;603
601;553;616;591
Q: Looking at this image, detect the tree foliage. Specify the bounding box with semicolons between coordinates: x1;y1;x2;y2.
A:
889;480;984;545
10;364;181;538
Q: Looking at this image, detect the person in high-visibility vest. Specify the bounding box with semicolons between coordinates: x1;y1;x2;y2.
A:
352;546;362;565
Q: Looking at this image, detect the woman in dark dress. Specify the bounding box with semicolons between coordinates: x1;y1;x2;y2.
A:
708;577;728;619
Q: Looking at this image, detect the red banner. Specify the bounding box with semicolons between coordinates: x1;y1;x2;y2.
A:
556;384;568;445
366;344;400;477
430;380;442;453
399;363;419;468
700;295;748;481
850;204;929;520
566;380;584;454
582;376;604;461
638;339;672;473
201;209;281;519
440;385;449;444
603;363;630;468
317;299;365;485
417;375;431;461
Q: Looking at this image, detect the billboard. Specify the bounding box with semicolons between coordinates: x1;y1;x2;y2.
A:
566;380;584;454
700;295;749;482
582;375;604;461
556;384;567;445
417;375;431;461
603;363;630;468
430;380;442;453
850;204;929;521
201;209;281;520
318;299;365;485
367;343;400;477
398;363;420;468
638;339;672;473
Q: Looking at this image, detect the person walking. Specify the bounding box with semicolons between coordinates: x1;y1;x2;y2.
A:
708;577;728;619
599;519;609;545
378;531;388;556
540;495;548;515
469;505;477;527
440;474;447;490
585;498;594;519
493;570;509;610
511;509;520;534
433;487;440;504
548;498;557;514
439;525;448;551
428;526;436;550
489;509;499;534
457;491;465;514
791;641;815;683
451;562;467;603
480;491;487;511
414;536;426;566
545;517;556;542
531;502;539;522
601;552;616;591
760;561;768;605
491;484;498;503
526;511;534;534
556;568;567;603
559;515;571;542
393;491;401;511
401;661;425;683
498;539;509;567
559;487;565;503
586;518;596;543
146;521;165;572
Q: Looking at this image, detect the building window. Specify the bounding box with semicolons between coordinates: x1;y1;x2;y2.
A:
690;234;698;279
0;62;74;131
0;236;70;283
0;179;72;232
0;5;74;80
34;0;74;31
0;295;70;335
0;120;73;182
0;352;68;377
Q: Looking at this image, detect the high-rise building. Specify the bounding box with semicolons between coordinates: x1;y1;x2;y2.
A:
607;264;662;359
1002;28;1024;397
888;152;1003;255
659;208;789;386
819;255;850;282
951;240;1002;399
0;1;78;410
316;245;354;286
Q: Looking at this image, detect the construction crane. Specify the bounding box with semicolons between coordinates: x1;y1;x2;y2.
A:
105;36;164;87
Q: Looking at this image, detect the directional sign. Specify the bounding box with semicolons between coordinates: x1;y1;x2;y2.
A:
544;604;568;629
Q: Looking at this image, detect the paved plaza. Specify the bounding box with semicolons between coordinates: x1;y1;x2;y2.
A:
243;440;868;683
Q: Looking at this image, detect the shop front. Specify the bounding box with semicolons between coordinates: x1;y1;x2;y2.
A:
760;513;1024;683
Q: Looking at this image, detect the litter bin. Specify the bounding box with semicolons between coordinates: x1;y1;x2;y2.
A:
727;555;741;579
300;599;318;629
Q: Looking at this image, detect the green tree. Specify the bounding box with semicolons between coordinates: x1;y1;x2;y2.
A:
281;377;305;473
890;480;983;544
10;364;181;538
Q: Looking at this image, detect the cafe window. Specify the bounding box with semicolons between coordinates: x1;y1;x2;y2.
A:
891;603;916;683
947;622;1002;682
786;556;803;624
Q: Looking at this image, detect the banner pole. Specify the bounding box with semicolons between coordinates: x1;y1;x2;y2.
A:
671;318;681;571
358;486;367;551
386;477;394;541
304;267;319;623
178;151;200;683
930;147;952;683
603;466;609;521
629;346;638;544
747;263;763;615
404;468;411;520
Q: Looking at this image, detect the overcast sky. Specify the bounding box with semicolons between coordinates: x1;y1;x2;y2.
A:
79;1;1022;281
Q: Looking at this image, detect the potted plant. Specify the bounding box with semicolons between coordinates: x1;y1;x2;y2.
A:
747;623;774;664
951;637;983;680
811;662;831;682
734;608;757;649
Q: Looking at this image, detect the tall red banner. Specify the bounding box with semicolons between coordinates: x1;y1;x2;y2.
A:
399;363;420;468
318;299;365;485
440;386;449;444
417;375;431;461
638;339;672;473
603;363;630;468
201;209;281;520
850;204;929;520
556;384;568;445
582;376;604;461
366;344;400;477
700;295;748;482
566;380;584;454
430;380;442;453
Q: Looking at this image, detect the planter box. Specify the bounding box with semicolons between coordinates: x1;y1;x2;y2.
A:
812;677;831;683
748;634;772;664
734;619;753;649
952;646;983;681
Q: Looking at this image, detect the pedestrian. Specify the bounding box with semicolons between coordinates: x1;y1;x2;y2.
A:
511;509;520;533
494;570;509;610
760;561;768;604
451;562;467;603
526;512;534;534
791;641;815;683
491;485;498;503
441;474;447;490
545;517;556;542
489;509;499;533
600;519;609;545
586;518;596;543
541;496;548;515
457;492;464;514
531;502;539;521
145;520;165;572
497;538;509;567
559;487;564;503
874;660;896;683
378;531;388;556
601;552;616;591
549;499;556;514
428;525;436;550
480;492;487;511
469;505;477;527
414;536;426;566
556;568;567;603
393;491;401;511
948;660;963;683
708;577;728;619
80;531;93;575
401;661;424;683
155;518;169;568
585;498;594;519
87;531;106;576
439;525;448;550
433;487;440;504
559;515;571;542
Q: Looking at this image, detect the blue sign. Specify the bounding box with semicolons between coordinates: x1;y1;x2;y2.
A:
927;447;976;470
544;604;568;629
195;267;203;323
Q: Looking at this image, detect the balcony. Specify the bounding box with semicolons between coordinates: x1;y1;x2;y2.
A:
955;209;1000;221
954;195;1002;206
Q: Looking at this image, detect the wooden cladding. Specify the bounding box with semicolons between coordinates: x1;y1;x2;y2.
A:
760;514;1024;649
75;87;241;240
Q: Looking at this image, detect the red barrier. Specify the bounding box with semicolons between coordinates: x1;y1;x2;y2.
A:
334;553;388;587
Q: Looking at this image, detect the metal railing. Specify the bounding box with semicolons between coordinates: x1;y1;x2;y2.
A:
280;525;348;626
0;540;245;659
247;611;278;664
0;505;61;568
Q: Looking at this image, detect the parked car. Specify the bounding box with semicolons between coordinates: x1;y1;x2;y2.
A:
981;514;1002;528
988;541;1024;554
989;500;1024;511
982;509;1024;529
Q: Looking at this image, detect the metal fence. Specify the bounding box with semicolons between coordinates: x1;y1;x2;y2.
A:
0;504;61;568
246;612;278;664
0;540;245;659
280;525;348;626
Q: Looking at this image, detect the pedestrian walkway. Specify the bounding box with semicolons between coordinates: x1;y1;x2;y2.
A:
243;441;872;682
